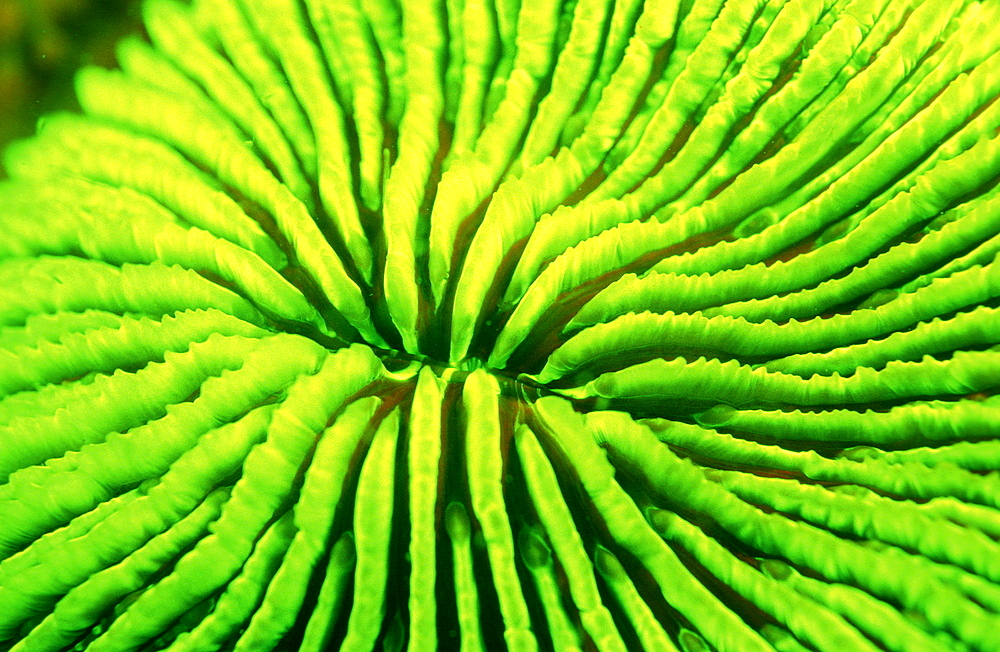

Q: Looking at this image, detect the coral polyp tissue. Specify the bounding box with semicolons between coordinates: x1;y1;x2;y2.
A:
2;0;1000;649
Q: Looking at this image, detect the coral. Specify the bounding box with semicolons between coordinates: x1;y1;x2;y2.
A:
0;0;999;650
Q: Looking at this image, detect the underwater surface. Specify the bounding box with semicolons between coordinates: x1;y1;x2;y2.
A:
1;0;999;650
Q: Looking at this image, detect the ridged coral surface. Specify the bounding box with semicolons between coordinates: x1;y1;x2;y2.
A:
1;0;999;650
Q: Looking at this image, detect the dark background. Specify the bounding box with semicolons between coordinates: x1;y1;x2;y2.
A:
0;0;141;159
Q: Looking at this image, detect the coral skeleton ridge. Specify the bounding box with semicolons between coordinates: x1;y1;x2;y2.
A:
1;0;999;650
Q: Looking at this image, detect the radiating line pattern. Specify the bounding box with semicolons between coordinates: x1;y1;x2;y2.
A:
0;0;998;650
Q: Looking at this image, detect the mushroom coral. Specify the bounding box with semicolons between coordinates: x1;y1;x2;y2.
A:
1;0;999;650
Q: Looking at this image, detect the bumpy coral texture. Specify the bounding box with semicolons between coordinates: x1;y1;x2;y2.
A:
1;0;999;650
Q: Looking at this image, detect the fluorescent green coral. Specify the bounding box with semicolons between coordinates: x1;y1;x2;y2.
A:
0;0;998;650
